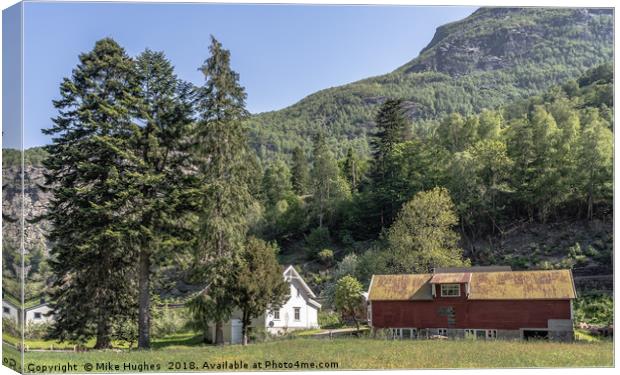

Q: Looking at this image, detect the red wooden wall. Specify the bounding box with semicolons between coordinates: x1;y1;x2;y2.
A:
371;284;571;330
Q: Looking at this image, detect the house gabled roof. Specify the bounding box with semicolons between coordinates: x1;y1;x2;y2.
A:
368;269;576;301
282;265;318;300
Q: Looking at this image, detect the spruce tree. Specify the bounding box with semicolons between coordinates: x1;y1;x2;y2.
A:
132;49;195;349
291;146;310;195
43;38;141;348
369;99;409;228
191;36;254;345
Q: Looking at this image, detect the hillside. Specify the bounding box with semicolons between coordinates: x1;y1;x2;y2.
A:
248;7;613;156
2;7;613;311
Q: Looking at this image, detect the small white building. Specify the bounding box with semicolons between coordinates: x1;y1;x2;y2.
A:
25;302;54;324
206;265;321;344
2;298;54;324
2;299;19;322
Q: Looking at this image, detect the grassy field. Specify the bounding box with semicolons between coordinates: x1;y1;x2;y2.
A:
2;338;612;373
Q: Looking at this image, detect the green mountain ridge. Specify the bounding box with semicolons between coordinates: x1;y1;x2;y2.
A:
248;7;613;157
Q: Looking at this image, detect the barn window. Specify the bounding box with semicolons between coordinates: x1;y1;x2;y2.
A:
465;329;475;338
294;307;300;321
34;312;42;320
438;328;448;336
486;330;497;339
273;309;280;320
440;284;461;297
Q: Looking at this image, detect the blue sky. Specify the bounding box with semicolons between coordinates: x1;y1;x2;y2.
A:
8;2;476;148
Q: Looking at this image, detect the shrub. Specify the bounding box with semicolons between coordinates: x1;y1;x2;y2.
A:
152;305;191;338
2;317;19;337
305;227;331;251
317;249;334;264
318;310;343;329
573;295;613;326
24;321;51;340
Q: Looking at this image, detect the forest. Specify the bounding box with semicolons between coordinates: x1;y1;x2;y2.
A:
1;7;613;354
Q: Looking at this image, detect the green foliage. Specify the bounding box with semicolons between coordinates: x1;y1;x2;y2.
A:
235;237;289;345
43;38;141;349
151;306;191;339
318;311;343;329
334;275;364;329
310;131;351;227
386;188;469;273
305;227;331;251
317;248;334;264
190;36;256;345
291;146;310;195
261;160;293;207
573;295;613;326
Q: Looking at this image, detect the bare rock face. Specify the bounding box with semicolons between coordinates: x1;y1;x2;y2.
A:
2;163;50;257
404;8;613;77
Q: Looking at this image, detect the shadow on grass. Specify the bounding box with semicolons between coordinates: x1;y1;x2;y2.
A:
151;333;206;349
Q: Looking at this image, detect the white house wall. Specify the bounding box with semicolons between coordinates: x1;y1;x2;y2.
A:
264;278;319;334
2;300;19;322
25;304;53;324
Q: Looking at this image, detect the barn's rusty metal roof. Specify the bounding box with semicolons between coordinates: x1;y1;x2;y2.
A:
430;272;471;284
468;270;576;300
434;266;512;273
368;274;433;301
368;269;576;301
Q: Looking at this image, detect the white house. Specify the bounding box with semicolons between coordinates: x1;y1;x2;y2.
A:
2;297;54;324
206;265;321;344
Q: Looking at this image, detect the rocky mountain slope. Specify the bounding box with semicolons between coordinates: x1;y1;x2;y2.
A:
248;7;613;156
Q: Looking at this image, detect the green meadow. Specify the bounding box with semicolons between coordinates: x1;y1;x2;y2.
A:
2;338;612;373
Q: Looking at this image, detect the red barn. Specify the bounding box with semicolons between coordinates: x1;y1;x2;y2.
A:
367;267;576;341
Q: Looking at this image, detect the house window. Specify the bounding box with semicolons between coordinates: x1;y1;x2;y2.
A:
273;309;280;320
34;312;42;320
438;328;448;336
486;330;497;339
440;284;461;297
3;307;9;314
294;307;300;321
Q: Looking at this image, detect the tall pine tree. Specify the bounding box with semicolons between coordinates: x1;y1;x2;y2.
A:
190;36;254;345
132;49;195;348
291;146;310;195
43;38;141;348
369;99;410;228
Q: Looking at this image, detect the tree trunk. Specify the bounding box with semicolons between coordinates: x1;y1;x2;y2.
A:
242;311;249;346
587;184;594;221
215;321;224;345
94;321;111;349
138;250;151;349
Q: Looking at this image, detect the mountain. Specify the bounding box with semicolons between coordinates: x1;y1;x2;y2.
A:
248;7;613;157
